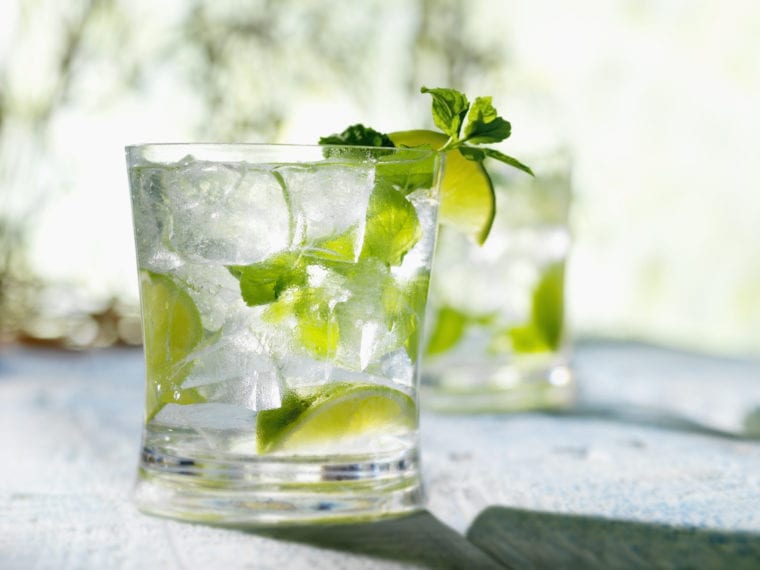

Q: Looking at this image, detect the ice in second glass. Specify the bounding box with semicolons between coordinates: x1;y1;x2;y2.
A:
126;144;442;524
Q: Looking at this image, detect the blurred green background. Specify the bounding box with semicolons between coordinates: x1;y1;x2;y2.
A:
1;0;759;355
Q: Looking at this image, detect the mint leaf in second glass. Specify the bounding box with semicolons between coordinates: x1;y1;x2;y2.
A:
425;306;469;356
532;260;565;351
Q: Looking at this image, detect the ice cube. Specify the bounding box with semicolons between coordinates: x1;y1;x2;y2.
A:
183;318;283;412
154;403;255;431
334;296;398;372
275;163;374;257
379;348;414;387
172;263;248;331
130;166;183;272
166;161;291;264
277;353;335;388
391;187;438;281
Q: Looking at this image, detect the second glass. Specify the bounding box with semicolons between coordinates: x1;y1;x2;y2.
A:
126;144;443;524
422;152;574;412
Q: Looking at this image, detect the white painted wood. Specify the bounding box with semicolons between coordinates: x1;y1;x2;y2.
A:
2;343;759;568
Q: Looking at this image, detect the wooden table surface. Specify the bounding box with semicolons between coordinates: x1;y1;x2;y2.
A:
2;341;760;569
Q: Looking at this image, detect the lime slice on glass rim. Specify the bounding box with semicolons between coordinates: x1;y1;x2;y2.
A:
256;383;416;454
389;129;495;244
139;270;203;422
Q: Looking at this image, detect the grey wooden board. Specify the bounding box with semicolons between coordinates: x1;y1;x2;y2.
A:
2;343;760;569
468;507;760;570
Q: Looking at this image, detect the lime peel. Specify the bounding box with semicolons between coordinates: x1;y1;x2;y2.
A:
256;382;416;454
389;129;495;244
139;270;204;422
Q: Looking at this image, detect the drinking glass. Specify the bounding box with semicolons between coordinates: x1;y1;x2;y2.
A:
421;152;573;412
126;143;443;524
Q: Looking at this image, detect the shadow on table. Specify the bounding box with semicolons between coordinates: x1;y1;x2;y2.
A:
467;506;760;570
550;404;752;441
252;510;506;569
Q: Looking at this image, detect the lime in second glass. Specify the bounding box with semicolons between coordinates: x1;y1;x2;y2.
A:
126;144;442;524
422;153;573;412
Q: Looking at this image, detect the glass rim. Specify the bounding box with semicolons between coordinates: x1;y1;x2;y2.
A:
125;142;441;166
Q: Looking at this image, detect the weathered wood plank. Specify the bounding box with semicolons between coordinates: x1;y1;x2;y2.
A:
2;343;760;568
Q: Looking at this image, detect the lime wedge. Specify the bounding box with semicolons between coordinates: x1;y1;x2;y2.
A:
256;382;416;454
389;129;495;244
139;270;204;421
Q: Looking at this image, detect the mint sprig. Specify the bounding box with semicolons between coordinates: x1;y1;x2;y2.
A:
319;86;534;209
420;87;532;176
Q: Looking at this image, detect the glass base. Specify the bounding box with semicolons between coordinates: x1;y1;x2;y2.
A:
133;443;424;526
421;360;575;413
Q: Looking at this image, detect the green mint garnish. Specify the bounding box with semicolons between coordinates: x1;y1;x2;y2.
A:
420;87;532;176
462;96;512;144
419;87;470;139
319;86;532;247
318;124;394;147
321;88;533;178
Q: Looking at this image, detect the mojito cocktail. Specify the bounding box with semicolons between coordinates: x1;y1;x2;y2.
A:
126;144;442;524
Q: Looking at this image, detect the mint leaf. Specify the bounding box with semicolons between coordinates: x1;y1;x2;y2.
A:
458;146;487;162
481;148;534;176
462;96;512;144
491;261;565;355
503;324;551;354
532;261;565;350
459;146;534;177
420;86;470;140
361;182;422;266
319;124;394;147
228;252;307;306
425;306;469;356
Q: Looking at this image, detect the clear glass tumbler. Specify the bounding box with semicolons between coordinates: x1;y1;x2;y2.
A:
421;152;573;412
126;144;443;524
